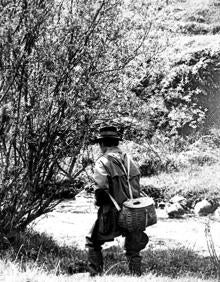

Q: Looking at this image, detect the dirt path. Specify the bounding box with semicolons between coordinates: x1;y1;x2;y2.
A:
32;193;220;256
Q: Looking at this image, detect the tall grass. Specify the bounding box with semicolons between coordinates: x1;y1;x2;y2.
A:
0;259;218;282
0;230;218;281
141;162;220;203
0;263;218;282
138;134;220;203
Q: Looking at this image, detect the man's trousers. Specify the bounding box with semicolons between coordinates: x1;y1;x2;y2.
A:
86;230;149;276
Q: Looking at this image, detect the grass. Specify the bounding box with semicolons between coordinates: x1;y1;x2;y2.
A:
131;133;220;203
0;256;218;282
2;139;220;281
0;230;219;281
0;263;218;282
0;230;87;275
1;147;220;281
141;160;220;203
0;264;218;282
156;0;220;67
168;0;220;27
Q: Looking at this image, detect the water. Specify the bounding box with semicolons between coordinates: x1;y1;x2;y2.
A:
33;193;220;256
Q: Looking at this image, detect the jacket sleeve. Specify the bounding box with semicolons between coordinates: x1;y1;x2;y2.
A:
93;159;109;190
93;159;111;206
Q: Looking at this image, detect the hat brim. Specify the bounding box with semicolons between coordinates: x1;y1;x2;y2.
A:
90;136;122;144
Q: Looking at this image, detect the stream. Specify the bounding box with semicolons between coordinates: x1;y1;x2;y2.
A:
32;192;220;257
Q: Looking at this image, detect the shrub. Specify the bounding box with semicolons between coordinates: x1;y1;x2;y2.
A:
0;0;149;236
139;157;177;176
188;153;217;166
132;47;220;138
178;22;210;35
52;177;86;200
209;128;220;147
120;141;178;176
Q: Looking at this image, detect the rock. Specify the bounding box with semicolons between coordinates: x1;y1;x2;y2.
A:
166;203;185;218
214;207;220;219
169;195;187;207
194;199;214;216
158;201;166;209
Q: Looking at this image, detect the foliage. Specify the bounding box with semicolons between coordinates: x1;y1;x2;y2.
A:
121;140;178;177
141;155;220;204
138;131;220;205
132;46;220;137
0;0;156;235
129;0;220;140
119;132;220;180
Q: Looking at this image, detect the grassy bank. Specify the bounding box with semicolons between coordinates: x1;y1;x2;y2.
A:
141;161;220;202
1;139;220;281
122;135;220;204
2;138;220;281
0;262;218;282
0;230;218;281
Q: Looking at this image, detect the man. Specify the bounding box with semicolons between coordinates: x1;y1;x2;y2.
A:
86;125;149;276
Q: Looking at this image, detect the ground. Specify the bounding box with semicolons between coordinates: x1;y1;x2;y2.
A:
32;191;220;257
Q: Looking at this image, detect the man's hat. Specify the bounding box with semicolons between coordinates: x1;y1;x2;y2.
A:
92;126;122;144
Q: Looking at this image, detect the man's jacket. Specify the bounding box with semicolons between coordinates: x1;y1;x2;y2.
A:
91;147;141;241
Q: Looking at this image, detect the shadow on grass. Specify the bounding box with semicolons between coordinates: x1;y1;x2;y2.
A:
0;229;217;279
0;229;87;275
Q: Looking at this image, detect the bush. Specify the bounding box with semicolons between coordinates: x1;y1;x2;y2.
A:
52;177;86;200
0;0;146;236
131;38;220;138
209;128;220;147
178;22;210;35
181;189;220;209
187;153;217;166
120;141;178;177
139;157;177;176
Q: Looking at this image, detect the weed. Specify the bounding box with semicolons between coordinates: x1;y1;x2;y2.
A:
205;221;220;281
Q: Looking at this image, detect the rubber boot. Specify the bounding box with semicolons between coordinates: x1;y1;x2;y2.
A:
128;256;142;276
87;248;103;277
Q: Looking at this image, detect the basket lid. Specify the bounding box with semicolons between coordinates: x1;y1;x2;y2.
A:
123;197;155;209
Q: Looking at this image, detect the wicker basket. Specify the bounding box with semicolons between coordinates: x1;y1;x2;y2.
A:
118;205;146;232
105;154;157;232
146;202;157;227
118;197;156;232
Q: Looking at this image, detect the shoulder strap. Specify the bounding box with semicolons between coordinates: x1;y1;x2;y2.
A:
106;153;133;200
119;154;133;200
107;193;121;211
101;153;134;210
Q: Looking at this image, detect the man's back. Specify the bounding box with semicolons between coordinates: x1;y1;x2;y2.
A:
93;147;141;206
